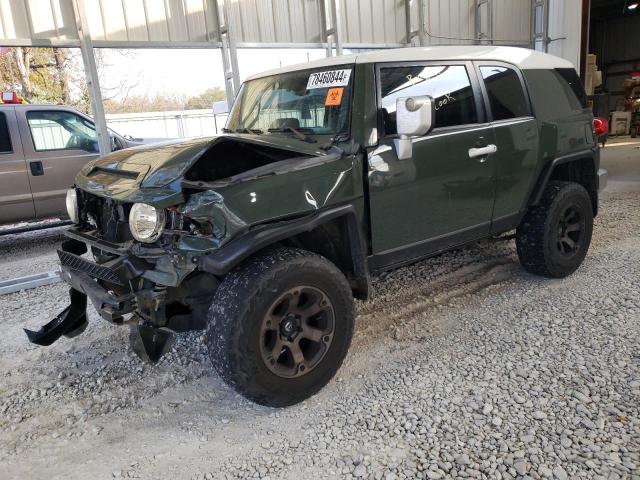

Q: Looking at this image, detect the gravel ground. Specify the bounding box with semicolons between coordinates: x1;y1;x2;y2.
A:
0;222;66;281
0;146;638;479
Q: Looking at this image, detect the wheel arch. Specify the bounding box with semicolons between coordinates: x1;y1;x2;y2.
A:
198;204;370;300
528;149;599;216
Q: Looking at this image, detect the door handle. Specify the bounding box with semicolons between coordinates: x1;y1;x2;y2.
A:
468;144;497;159
30;161;44;176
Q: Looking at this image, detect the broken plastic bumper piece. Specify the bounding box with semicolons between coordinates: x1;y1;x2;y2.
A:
24;288;88;346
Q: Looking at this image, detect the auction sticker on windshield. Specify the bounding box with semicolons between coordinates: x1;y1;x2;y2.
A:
307;69;352;89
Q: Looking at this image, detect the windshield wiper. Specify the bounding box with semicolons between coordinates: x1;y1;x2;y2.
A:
267;126;317;143
222;127;263;134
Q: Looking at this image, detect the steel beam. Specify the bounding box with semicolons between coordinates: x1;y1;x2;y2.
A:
417;0;427;46
321;0;343;57
71;0;111;156
475;0;494;45
330;0;343;56
218;0;240;109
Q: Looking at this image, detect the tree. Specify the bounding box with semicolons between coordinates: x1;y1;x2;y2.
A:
0;47;74;105
1;47;227;115
185;87;226;109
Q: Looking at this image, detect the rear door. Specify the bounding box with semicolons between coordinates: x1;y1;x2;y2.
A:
17;107;100;218
0;107;35;223
473;63;539;232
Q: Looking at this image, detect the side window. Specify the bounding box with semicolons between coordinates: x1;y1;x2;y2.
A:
380;65;477;135
480;66;530;120
26;110;98;153
0;113;12;153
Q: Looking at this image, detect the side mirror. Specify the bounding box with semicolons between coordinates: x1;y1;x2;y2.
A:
109;133;118;152
394;95;434;160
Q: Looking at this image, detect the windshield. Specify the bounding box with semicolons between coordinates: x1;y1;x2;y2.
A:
226;65;354;137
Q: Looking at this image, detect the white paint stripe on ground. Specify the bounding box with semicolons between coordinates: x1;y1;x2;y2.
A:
604;141;640;148
0;271;61;295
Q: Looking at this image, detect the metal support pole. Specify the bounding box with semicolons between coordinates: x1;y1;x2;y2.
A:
475;0;493;45
404;0;412;45
330;0;343;56
71;0;110;156
219;0;240;110
488;0;494;45
417;0;427;46
320;0;332;56
543;0;550;52
223;0;240;92
321;0;342;57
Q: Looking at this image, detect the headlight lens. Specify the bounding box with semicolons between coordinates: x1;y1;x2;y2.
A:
128;203;166;243
66;189;79;223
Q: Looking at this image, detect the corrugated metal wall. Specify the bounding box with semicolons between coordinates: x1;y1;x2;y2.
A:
492;0;531;46
228;0;324;45
423;0;476;45
84;0;221;44
1;0;535;48
339;0;408;46
403;0;531;47
0;0;78;43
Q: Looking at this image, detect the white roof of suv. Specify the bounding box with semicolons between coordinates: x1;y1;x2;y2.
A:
247;46;575;81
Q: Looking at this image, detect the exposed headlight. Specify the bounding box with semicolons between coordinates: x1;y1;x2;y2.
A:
66;189;79;224
129;203;166;243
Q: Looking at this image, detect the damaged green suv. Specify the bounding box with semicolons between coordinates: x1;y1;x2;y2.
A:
26;46;607;407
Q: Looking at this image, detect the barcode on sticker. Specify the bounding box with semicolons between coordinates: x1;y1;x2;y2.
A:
307;69;352;89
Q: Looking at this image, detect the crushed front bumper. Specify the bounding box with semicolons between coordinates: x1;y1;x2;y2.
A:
24;230;200;362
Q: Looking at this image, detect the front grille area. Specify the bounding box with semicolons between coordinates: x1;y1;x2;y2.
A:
78;192;133;243
58;250;125;285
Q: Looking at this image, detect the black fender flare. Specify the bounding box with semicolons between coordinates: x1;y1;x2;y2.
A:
198;204;370;299
528;148;597;207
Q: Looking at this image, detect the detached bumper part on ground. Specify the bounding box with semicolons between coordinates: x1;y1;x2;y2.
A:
24;235;192;363
23;288;88;346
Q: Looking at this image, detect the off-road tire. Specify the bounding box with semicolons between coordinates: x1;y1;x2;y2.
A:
206;247;355;407
516;181;593;278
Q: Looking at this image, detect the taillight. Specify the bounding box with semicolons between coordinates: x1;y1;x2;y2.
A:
593;117;608;137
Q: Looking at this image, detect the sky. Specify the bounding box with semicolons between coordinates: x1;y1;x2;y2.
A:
98;48;331;101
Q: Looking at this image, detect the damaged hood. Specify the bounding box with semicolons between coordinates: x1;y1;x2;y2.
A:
79;134;329;190
75;133;350;210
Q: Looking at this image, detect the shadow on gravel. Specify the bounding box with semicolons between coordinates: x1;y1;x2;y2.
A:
0;226;67;261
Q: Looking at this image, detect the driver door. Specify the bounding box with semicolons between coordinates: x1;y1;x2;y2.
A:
17;107;100;218
367;62;497;269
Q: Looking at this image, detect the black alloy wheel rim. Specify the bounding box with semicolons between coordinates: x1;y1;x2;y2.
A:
259;286;335;379
555;204;584;257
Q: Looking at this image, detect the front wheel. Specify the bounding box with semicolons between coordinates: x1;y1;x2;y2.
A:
206;247;355;407
516;181;593;278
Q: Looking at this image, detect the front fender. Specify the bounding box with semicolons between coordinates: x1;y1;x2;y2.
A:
198;204;369;299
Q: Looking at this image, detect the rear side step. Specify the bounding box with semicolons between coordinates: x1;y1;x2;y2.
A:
24;289;88;346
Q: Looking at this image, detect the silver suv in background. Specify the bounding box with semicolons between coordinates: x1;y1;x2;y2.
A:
0;104;158;226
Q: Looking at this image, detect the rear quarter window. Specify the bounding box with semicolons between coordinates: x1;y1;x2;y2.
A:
522;68;587;120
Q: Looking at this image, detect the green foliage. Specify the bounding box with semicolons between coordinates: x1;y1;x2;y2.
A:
185;87;226;110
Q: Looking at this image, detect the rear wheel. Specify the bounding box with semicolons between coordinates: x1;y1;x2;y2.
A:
516;181;593;278
206;247;355;407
